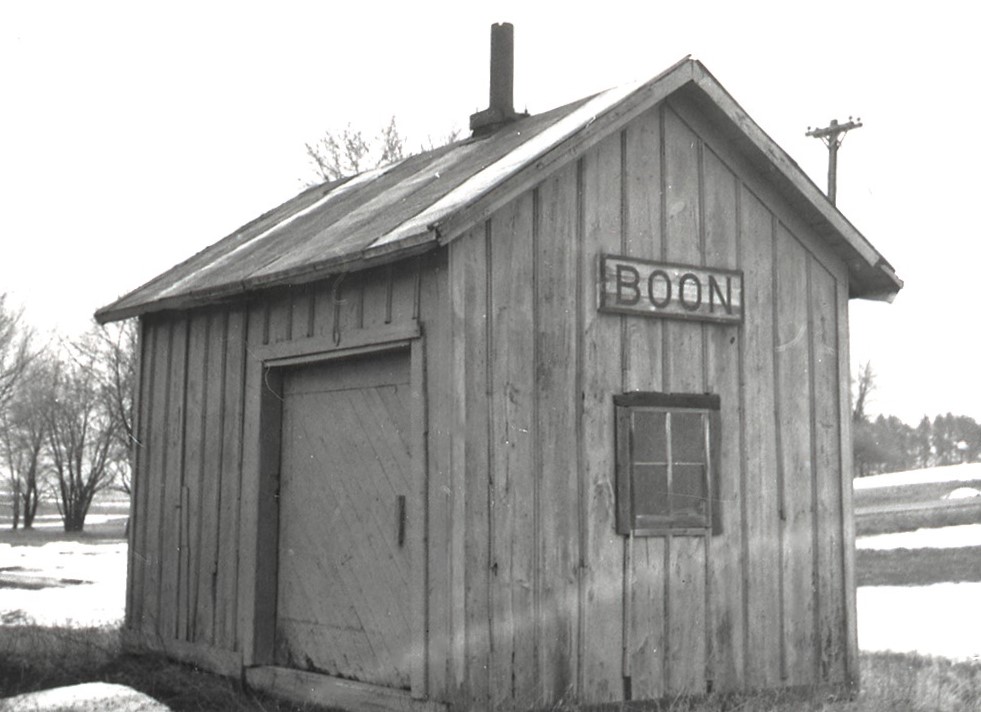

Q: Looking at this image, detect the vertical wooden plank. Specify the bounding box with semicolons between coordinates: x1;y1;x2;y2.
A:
622;107;665;701
194;310;226;645
465;224;491;711
487;193;537;710
536;162;580;705
237;303;269;665
447;238;469;705
180;312;209;643
774;226;816;684
127;319;153;633
661;105;704;388
160;317;188;641
268;292;293;344
313;276;338;339
810;261;846;683
290;284;314;340
392;258;420;325
836;274;860;687
662;104;706;696
701;148;745;692
217;306;246;651
739;189;782;687
579;133;624;704
141;321;170;639
421;251;452;701
409;337;428;698
359;267;389;328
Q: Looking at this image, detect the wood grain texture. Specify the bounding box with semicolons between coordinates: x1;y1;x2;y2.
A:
275;352;412;688
420;250;452;700
447;236;469;704
160;318;188;642
810;261;846;683
701;147;745;692
622;106;666;702
661;104;707;696
459;224;491;709
180;313;208;643
217;306;246;651
536;162;581;706
739;189;782;688
191;311;223;645
836;278;860;687
774;225;816;684
488;194;538;710
236;303;268;665
579;132;625;704
246;666;447;712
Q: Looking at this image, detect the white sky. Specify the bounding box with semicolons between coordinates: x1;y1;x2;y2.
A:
1;1;977;424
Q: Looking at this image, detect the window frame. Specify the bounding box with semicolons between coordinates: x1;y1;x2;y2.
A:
614;392;722;537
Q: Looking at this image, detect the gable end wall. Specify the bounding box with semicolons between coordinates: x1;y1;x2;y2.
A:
442;96;855;709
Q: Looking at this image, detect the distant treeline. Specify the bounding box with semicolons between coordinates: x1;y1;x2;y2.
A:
854;413;981;477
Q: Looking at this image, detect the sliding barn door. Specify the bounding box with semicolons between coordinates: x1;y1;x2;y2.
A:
275;349;412;689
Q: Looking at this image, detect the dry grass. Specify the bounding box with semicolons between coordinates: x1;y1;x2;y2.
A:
2;626;979;712
856;545;981;586
0;624;340;711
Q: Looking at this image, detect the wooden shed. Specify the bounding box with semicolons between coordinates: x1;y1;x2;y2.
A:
97;28;901;712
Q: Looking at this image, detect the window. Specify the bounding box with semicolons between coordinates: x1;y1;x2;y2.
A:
614;392;720;535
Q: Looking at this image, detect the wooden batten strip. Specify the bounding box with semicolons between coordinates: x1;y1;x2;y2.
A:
126;319;150;631
836;280;860;687
255;322;420;366
410;337;429;698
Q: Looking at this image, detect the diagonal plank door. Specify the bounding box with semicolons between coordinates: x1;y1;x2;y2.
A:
275;349;412;689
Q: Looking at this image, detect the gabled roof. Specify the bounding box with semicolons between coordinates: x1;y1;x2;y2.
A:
96;58;901;324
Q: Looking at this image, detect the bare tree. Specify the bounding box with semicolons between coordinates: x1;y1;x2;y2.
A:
75;321;138;494
853;361;874;423
304;116;460;184
305;119;398;183
1;357;53;529
44;341;125;532
0;294;34;412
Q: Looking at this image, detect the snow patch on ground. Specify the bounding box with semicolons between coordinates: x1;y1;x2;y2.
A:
1;682;169;711
857;523;981;550
944;487;981;499
0;540;126;627
854;462;981;489
857;582;981;661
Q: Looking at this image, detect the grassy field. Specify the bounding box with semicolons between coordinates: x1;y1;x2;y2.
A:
853;475;981;537
853;478;981;511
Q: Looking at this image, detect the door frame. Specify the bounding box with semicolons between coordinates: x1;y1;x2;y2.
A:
239;321;428;700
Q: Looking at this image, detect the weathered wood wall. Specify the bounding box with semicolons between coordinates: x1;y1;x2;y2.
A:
441;96;855;709
128;91;857;711
126;253;449;676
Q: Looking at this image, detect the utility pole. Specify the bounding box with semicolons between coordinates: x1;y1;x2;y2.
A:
806;117;862;205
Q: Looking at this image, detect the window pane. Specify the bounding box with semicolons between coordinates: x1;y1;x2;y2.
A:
671;412;705;464
632;464;669;518
632;411;667;463
671;464;707;521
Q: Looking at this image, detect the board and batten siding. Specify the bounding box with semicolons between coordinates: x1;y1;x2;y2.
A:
125;253;449;678
443;96;855;709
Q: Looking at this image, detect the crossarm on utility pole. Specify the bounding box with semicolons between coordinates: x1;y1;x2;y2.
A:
806;117;863;205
